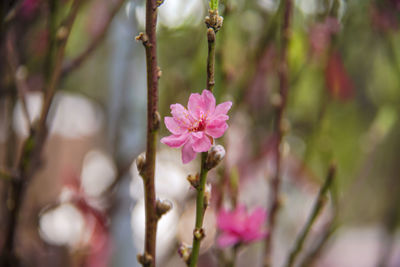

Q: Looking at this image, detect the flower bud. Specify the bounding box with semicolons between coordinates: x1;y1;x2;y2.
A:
156;0;164;7
187;173;200;188
16;65;28;81
56;26;68;41
156;199;172;219
205;145;225;170
204;183;212;209
136;152;146;177
205;10;223;32
137;252;153;266
193;228;205;240
153;111;161;130
178;243;192;265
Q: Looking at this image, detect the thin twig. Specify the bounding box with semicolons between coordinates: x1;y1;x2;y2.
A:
298;223;337;267
5;29;32;132
61;0;125;76
206;28;216;91
264;1;292;266
136;0;161;266
284;163;336;267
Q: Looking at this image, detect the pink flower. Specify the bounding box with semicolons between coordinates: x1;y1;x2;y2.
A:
217;205;267;248
161;89;232;164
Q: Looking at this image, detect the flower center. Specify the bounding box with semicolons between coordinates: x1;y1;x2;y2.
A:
189;115;206;132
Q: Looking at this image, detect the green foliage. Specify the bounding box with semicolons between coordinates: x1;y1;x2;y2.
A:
209;0;218;10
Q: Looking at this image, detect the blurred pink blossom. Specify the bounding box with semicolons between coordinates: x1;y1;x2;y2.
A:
161;89;232;164
309;17;340;56
20;0;40;19
217;205;267;248
325;50;354;101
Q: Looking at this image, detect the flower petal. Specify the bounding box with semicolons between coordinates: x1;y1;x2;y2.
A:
217;233;240;248
171;104;194;127
165;117;187;134
242;230;267;243
247;207;267;230
201;89;216;115
182;141;197;164
205;120;228;138
187;93;203;120
210;101;232;120
160;133;189;148
191;132;212;152
188;90;216;119
217;209;234;231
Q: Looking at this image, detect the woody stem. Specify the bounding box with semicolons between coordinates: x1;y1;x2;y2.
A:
139;0;160;266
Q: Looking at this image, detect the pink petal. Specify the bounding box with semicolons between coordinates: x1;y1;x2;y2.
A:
242;230;267;243
187;93;204;120
191;132;212;153
210;101;232;120
217;233;240;248
171;104;194;127
205;121;228;138
217;209;234;230
247;207;267;230
188;90;216;119
160;133;189;148
182;141;197;164
165;117;187;134
201;89;216;115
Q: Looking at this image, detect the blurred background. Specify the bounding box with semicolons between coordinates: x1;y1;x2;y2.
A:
0;0;400;266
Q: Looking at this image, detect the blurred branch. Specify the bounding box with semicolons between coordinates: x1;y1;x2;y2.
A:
1;1;83;265
0;168;12;181
61;0;125;76
298;222;338;267
5;29;32;132
284;163;336;267
264;0;293;266
36;0;82;137
1;0;23;26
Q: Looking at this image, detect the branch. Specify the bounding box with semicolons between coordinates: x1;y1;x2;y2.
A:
36;0;82;136
136;0;161;266
298;222;337;267
1;1;83;265
264;0;293;266
284;163;336;267
188;6;223;267
189;152;210;267
61;0;125;76
5;29;32;133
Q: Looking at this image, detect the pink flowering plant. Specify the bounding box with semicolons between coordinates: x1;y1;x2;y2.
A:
217;205;268;248
161;89;232;163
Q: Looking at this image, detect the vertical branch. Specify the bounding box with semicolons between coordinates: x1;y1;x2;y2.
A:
136;0;160;266
206;28;216;91
189;152;209;267
188;4;222;267
264;0;292;266
284;164;336;267
5;30;31;132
